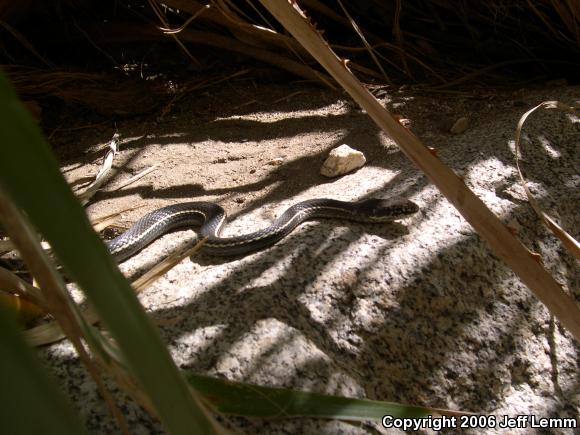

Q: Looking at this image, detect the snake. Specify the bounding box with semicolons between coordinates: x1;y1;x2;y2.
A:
106;197;419;261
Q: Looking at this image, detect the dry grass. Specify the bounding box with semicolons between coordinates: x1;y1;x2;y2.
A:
1;0;577;107
3;66;161;115
513;100;579;259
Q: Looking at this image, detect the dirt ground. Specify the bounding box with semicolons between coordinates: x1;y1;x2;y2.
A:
58;81;421;224
43;79;579;434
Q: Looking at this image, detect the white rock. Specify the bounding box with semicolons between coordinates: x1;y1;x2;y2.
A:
320;144;366;177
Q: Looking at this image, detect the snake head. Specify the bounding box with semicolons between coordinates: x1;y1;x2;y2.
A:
358;197;419;221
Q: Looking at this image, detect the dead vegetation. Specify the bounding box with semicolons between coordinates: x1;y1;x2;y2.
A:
0;0;578;117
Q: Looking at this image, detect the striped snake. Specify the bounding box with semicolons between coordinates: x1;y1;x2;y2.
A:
106;197;419;261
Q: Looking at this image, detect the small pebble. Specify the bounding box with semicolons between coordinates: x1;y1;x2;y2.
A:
267;157;284;166
450;117;469;134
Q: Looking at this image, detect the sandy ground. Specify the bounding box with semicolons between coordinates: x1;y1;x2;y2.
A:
42;80;578;434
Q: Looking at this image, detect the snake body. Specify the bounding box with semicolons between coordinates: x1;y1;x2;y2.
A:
106;197;419;261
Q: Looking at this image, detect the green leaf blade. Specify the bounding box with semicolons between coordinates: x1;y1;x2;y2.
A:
0;72;219;435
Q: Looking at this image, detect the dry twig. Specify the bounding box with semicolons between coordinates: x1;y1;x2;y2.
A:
77;133;120;205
